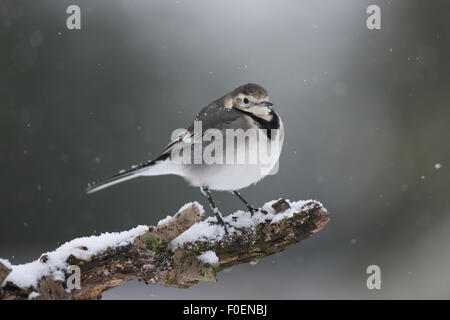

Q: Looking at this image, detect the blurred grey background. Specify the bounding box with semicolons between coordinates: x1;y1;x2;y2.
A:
1;0;449;299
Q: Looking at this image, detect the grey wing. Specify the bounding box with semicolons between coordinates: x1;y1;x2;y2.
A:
189;104;252;134
160;104;252;159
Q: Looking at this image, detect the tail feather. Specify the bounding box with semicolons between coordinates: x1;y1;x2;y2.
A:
85;161;153;194
86;151;172;194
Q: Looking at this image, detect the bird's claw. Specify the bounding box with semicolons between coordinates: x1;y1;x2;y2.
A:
210;217;249;235
248;206;268;216
212;213;229;235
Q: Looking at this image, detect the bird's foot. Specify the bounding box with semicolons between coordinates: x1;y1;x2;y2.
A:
248;206;268;216
213;212;229;236
209;214;250;235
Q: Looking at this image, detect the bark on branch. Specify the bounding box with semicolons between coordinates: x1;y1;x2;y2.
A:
0;199;329;300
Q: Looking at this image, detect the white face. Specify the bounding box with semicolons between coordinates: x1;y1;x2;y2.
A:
233;93;273;121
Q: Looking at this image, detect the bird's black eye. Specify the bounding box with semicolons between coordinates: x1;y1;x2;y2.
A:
243;98;249;104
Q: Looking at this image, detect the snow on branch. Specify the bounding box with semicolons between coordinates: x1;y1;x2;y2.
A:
0;199;329;300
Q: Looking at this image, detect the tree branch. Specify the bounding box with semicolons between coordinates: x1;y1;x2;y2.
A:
0;199;329;300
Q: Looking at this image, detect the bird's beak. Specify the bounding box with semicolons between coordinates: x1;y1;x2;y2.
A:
264;101;273;107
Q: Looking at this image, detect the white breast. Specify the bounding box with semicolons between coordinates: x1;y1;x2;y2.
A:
181;116;284;191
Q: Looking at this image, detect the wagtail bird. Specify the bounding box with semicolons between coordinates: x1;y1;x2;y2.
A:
86;83;284;228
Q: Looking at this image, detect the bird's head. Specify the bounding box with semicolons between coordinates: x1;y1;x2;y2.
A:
225;83;274;121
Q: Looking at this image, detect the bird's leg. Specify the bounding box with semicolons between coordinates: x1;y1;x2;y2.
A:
232;191;268;216
200;187;228;233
